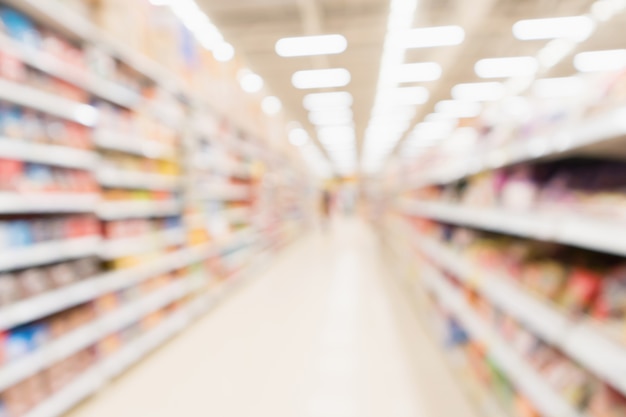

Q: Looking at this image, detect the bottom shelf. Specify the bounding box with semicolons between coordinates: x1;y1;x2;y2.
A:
22;249;270;417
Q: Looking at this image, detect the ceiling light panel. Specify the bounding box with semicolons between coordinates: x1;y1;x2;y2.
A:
276;34;347;57
402;25;465;49
475;56;539;78
451;82;505;101
512;16;595;42
435;100;483;118
292;68;351;89
261;96;282;115
395;62;442;83
303;92;353;111
574;49;626;72
309;110;354;126
532;76;585;98
378;86;430;106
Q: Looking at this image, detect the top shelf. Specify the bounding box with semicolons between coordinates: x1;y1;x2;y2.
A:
407;107;626;189
3;0;187;96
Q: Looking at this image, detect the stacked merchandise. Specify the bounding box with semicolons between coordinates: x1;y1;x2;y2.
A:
384;38;626;417
0;2;311;417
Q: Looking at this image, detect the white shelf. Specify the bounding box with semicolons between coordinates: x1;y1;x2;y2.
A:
402;201;626;257
0;34;140;109
0;236;100;272
0;242;222;332
0;78;96;126
22;300;198;417
0;140;97;170
421;264;585;417
2;0;187;97
0;193;99;214
224;207;252;223
20;266;254;417
199;184;251;202
97;201;182;220
97;168;181;191
0;278;193;392
414;234;626;398
94;130;176;159
99;228;186;260
407;107;626;189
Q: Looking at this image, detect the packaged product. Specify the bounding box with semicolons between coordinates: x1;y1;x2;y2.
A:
559;268;603;314
593;264;626;320
521;260;568;300
588;383;626;417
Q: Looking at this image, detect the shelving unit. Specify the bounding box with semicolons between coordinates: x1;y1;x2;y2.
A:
0;0;311;415
380;89;626;417
400;201;626;257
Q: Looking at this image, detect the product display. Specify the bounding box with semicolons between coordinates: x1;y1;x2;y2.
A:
0;2;310;417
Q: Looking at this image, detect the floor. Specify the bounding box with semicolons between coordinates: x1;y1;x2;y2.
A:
67;218;479;417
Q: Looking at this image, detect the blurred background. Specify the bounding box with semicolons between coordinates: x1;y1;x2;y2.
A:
0;0;625;416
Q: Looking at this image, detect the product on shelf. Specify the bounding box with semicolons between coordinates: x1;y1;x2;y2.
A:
0;159;97;193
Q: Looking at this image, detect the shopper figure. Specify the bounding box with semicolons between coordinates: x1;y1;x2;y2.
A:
320;189;332;231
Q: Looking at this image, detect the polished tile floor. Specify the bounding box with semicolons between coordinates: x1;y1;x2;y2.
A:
68;218;478;417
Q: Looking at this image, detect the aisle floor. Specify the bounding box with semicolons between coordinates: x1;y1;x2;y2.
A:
68;218;478;417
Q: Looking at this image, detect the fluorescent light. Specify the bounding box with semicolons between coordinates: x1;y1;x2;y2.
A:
538;39;576;68
377;87;429;106
413;121;455;139
309;110;353;126
288;128;309;146
512;16;595;42
292;68;351;89
532;77;585;98
451;82;504;101
402;25;465;49
317;126;355;143
395;62;442;83
475;56;538;78
262;96;282;115
276;34;347;57
435;100;482;118
592;0;626;21
574;49;626;72
424;113;458;123
238;70;264;93
213;42;234;62
303;92;353;111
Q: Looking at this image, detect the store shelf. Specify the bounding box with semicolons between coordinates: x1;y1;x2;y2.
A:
0;240;224;333
99;228;186;260
402;200;626;257
0;140;97;170
3;0;187;97
407;107;626;189
22;304;194;417
94;130;176;159
0;193;99;214
0;33;140;109
0;277;193;393
199;184;252;202
97;201;182;220
0;236;100;273
97;168;181;191
421;264;585;417
413;233;626;398
0;78;96;127
224;207;252;223
19;254;261;417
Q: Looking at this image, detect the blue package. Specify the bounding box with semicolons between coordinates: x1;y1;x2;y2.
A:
6;327;34;361
8;220;33;247
0;7;40;47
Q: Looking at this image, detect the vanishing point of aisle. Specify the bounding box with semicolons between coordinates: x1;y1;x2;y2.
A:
67;219;478;417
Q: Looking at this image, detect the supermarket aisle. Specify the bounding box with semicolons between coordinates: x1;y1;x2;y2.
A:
67;218;477;417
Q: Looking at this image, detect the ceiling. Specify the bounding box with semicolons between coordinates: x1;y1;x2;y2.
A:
197;0;624;176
